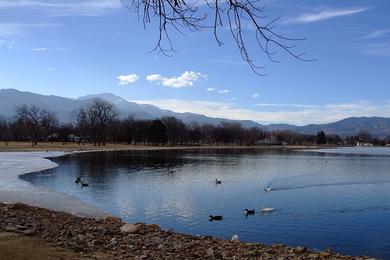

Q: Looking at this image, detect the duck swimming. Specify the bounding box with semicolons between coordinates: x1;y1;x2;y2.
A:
80;181;89;187
215;178;222;184
244;208;255;215
208;215;223;221
260;207;275;213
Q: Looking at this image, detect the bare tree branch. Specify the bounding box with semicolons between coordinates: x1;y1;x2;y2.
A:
123;0;314;75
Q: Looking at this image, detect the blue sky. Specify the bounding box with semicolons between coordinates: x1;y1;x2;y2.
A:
0;0;389;125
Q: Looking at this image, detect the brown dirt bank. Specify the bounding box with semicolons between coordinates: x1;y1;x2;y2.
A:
0;141;321;152
0;232;112;260
0;203;369;259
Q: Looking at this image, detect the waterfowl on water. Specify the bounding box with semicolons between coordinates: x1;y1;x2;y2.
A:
244;208;255;215
75;176;81;184
264;187;272;192
80;181;89;187
215;179;222;184
260;207;275;213
208;215;223;221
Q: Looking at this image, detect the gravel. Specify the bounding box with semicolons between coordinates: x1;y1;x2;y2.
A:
0;202;370;259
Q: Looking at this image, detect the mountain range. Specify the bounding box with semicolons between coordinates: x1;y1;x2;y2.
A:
0;88;389;138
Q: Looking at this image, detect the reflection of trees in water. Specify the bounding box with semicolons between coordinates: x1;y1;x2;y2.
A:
46;149;300;189
66;151;195;180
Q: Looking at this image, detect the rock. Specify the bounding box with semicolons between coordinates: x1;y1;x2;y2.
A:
92;239;105;245
104;216;122;222
231;235;239;242
15;224;29;230
146;224;161;231
120;223;139;233
151;237;164;245
173;244;183;250
110;237;117;247
296;246;306;253
20;228;35;235
4;226;17;232
206;247;215;259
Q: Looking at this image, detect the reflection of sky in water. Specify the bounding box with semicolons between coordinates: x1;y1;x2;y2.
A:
21;148;390;259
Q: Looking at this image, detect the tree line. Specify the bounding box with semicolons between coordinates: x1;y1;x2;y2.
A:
0;100;389;147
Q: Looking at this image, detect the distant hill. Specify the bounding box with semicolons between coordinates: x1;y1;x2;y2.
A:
266;117;390;139
0;88;389;138
0;88;258;127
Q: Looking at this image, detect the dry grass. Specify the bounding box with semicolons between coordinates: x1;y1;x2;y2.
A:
0;141;318;152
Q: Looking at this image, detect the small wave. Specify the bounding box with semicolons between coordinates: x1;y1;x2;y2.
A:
266;171;390;192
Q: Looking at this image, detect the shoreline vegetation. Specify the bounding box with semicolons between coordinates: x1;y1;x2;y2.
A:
0;203;369;259
0;141;324;152
2;101;388;150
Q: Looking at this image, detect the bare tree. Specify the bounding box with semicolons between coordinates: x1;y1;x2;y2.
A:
74;100;118;146
73;107;89;143
161;116;186;145
0;119;9;146
40;109;59;139
15;105;58;145
125;0;311;75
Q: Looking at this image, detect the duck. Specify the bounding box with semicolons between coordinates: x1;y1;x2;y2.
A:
75;176;81;184
260;207;275;213
80;180;89;187
208;215;223;221
264;187;272;192
215;178;222;185
244;208;255;215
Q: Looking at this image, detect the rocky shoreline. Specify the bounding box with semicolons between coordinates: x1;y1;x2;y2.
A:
0;203;370;259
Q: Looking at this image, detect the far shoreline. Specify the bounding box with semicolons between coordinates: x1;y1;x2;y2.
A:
0;141;327;152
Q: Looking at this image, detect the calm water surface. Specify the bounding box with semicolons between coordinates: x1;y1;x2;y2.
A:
21;148;390;259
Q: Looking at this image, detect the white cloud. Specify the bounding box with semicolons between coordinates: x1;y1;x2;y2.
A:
117;74;139;85
0;39;14;48
146;71;206;88
32;47;47;51
218;89;229;94
252;93;259;98
0;0;122;16
364;43;390;57
0;23;60;49
286;7;368;24
255;103;319;108
45;67;56;71
0;23;59;38
361;29;390;39
132;99;390;126
207;87;215;92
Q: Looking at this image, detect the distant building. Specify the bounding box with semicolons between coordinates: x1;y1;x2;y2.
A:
356;141;373;147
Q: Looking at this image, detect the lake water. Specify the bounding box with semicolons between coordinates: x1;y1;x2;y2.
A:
21;148;390;259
